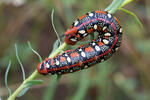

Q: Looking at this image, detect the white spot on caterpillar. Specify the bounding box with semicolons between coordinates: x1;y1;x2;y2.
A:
46;63;50;68
58;72;62;74
83;33;88;36
67;57;71;63
94;24;97;30
102;26;107;31
104;33;111;36
101;59;104;62
103;39;109;44
55;60;60;65
78;30;85;34
39;64;43;70
107;14;112;18
88;13;93;17
79;48;82;51
70;70;73;72
81;52;86;57
92;42;96;46
65;54;68;56
95;45;100;51
119;28;122;33
74;20;79;26
115;47;119;51
84;65;88;69
49;73;52;75
70;38;77;42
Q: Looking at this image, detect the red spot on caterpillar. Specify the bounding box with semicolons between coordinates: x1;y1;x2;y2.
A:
97;26;101;31
60;57;66;62
70;52;79;58
87;28;94;33
85;47;94;52
97;42;104;46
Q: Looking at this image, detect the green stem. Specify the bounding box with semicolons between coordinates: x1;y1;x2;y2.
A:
7;43;67;100
108;0;125;14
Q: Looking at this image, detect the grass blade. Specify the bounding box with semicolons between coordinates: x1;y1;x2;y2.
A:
43;75;59;100
51;9;62;44
17;80;43;97
28;41;42;62
15;44;26;81
25;80;43;87
72;71;89;100
119;8;143;28
5;61;12;97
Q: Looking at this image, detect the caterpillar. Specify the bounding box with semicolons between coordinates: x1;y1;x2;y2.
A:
37;11;122;75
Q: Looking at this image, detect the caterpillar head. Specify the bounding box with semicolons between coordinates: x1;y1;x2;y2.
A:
64;28;78;45
37;61;48;75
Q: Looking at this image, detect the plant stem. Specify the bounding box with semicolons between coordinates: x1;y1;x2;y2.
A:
7;43;67;100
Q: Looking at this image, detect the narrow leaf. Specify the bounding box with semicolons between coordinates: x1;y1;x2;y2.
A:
43;76;58;100
5;61;12;97
51;9;62;44
25;80;43;87
17;87;30;97
17;80;43;97
72;71;89;100
28;41;42;62
15;44;26;81
119;8;143;28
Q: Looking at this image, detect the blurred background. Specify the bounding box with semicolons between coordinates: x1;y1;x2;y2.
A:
0;0;150;100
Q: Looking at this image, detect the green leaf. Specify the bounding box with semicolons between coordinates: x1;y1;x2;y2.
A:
51;9;62;44
5;61;12;97
43;75;59;100
28;41;42;62
25;80;43;87
119;8;143;29
17;80;43;97
15;44;26;81
71;71;89;100
17;87;30;97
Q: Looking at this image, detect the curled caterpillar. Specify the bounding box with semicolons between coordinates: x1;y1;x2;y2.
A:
37;11;122;75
